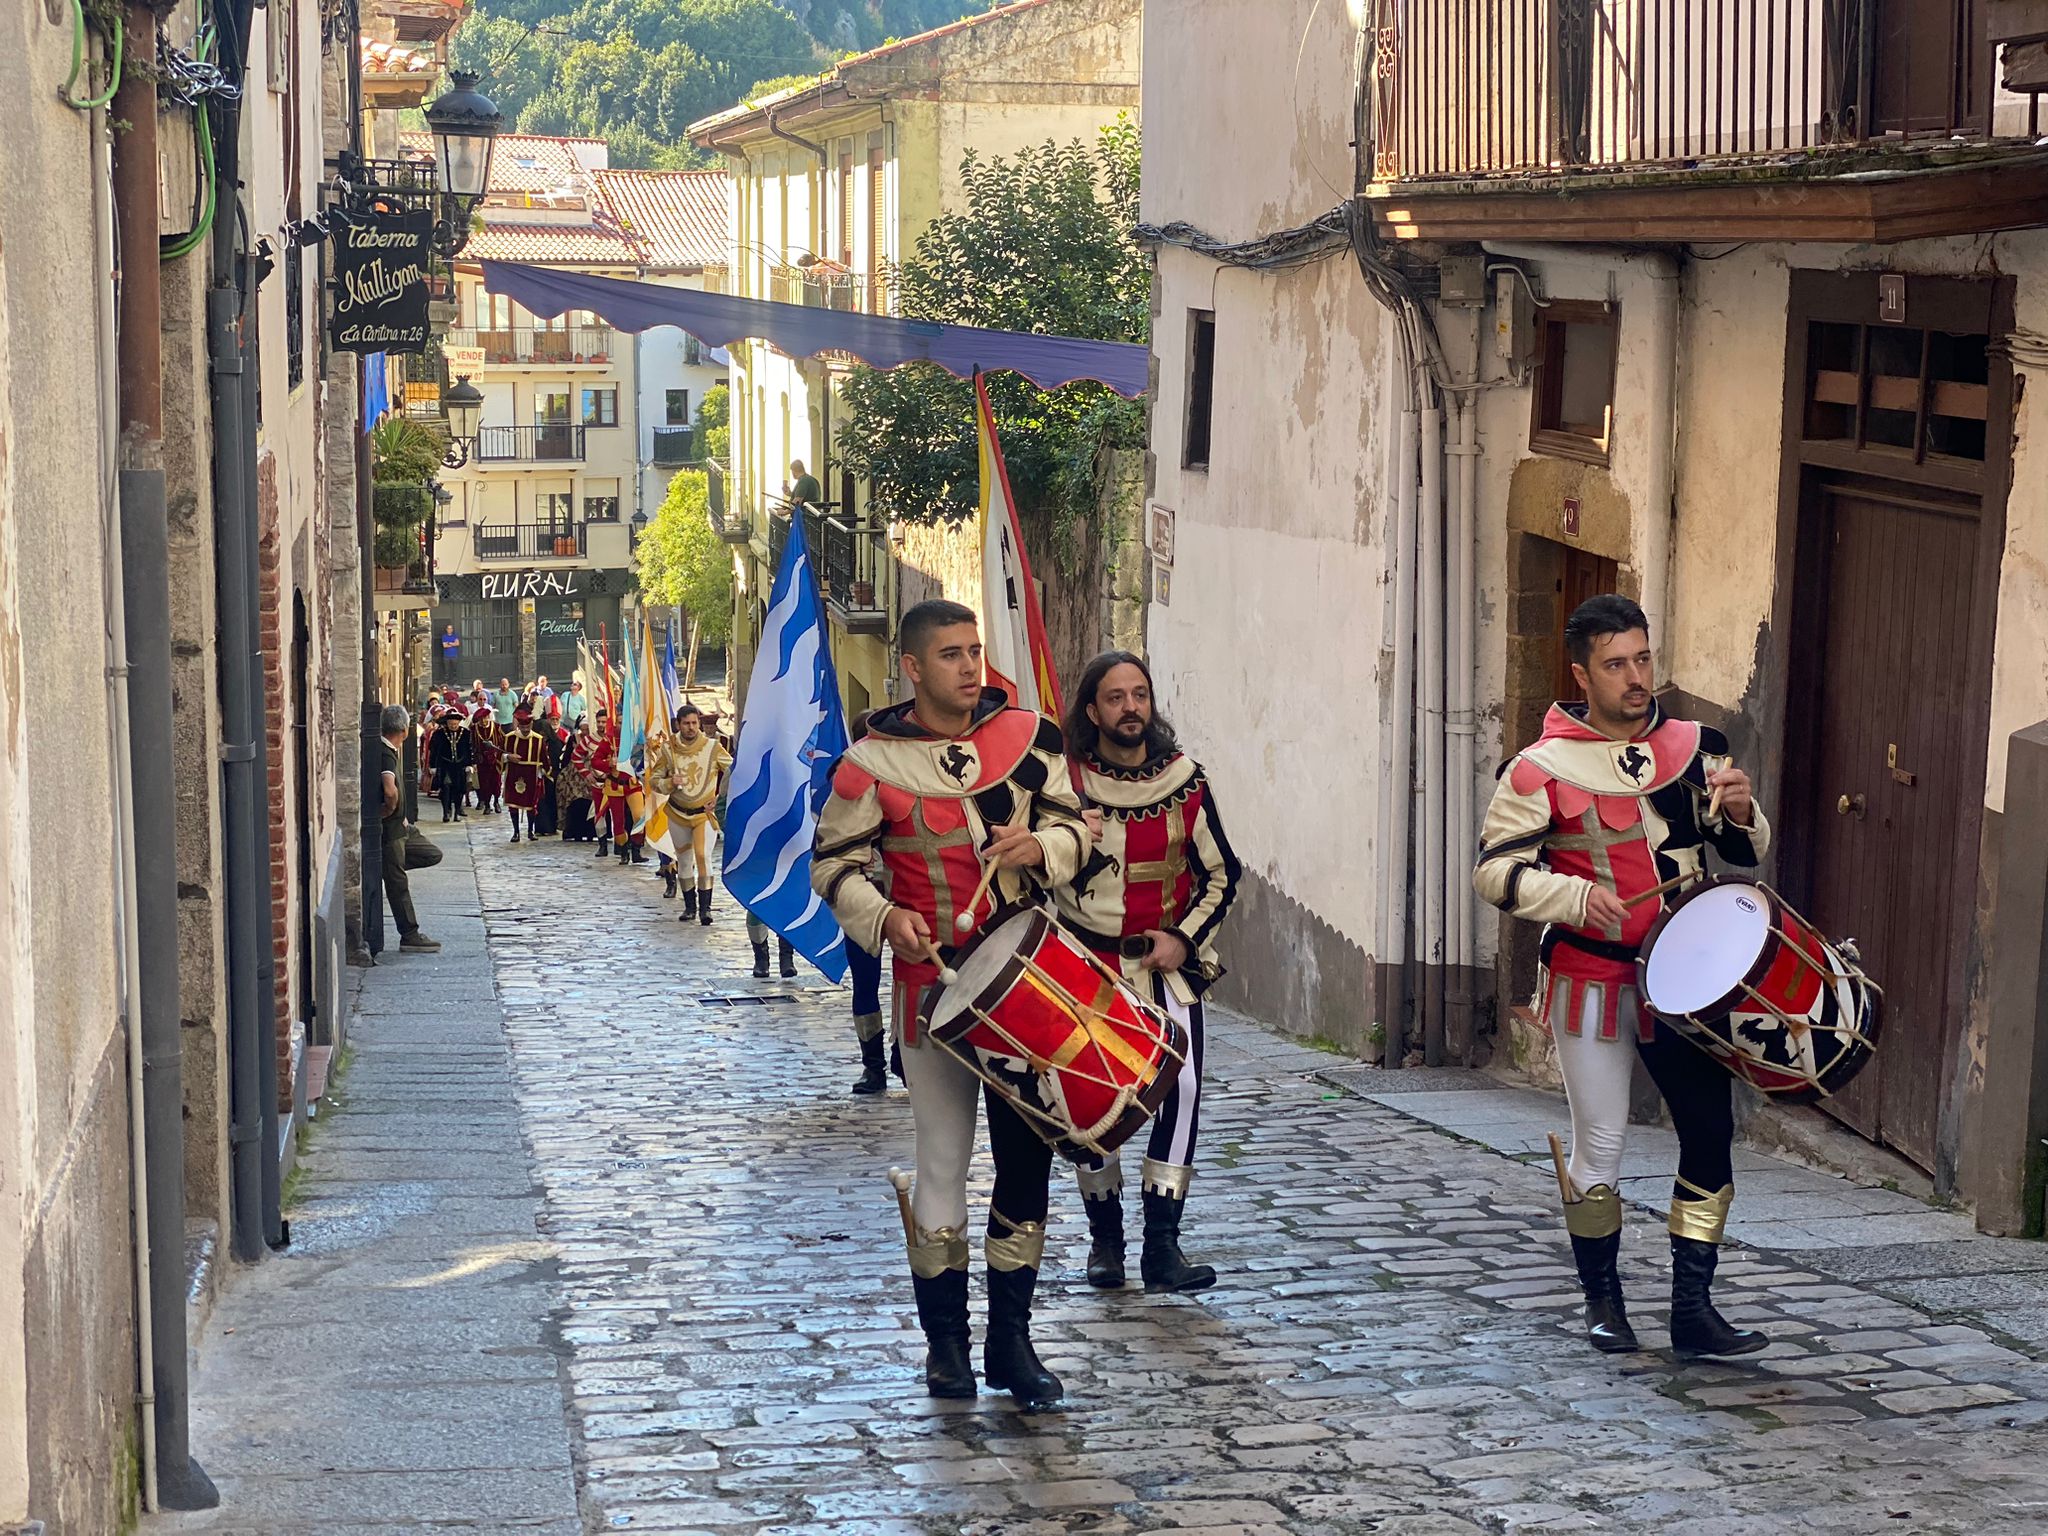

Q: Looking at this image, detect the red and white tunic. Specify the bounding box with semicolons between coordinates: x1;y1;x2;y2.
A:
1057;752;1240;999
1474;702;1770;1043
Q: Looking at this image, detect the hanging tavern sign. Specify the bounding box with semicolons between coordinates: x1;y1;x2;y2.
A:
482;570;580;599
328;210;433;354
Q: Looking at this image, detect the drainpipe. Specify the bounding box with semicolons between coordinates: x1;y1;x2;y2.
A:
107;15;218;1510
1379;395;1418;1066
1479;241;1680;671
1443;307;1484;1063
1417;392;1447;1066
207;0;282;1263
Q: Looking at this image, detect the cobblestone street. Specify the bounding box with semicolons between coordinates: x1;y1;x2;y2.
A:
459;825;2048;1535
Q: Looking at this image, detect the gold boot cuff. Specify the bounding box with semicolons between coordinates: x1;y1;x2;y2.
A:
1076;1158;1124;1202
1140;1157;1194;1199
853;1011;885;1043
1668;1177;1734;1244
1562;1183;1623;1239
984;1211;1047;1273
907;1226;969;1279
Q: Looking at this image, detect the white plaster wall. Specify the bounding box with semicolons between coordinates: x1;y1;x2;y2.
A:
1141;0;1391;953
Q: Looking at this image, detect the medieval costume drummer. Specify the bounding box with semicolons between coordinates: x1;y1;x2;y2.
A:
500;704;549;843
811;600;1089;1412
651;703;731;922
1056;652;1240;1295
1474;594;1768;1359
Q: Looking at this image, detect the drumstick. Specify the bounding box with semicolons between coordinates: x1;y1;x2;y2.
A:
954;857;1000;936
887;1167;917;1246
1707;782;1726;821
1546;1132;1576;1205
1623;872;1695;910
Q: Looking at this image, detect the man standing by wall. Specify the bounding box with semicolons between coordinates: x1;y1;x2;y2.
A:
379;704;442;952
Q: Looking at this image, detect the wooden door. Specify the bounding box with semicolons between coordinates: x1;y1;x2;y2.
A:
1799;479;1984;1165
1550;547;1618;705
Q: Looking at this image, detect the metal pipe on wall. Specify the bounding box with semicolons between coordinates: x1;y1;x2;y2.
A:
1445;305;1484;1063
108;14;218;1506
1379;401;1420;1066
1418;398;1447;1066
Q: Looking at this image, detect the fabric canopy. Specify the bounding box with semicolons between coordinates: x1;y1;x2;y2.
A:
479;262;1149;398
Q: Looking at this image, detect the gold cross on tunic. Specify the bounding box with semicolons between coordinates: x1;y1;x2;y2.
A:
1123;808;1190;928
881;803;976;936
1549;807;1649;940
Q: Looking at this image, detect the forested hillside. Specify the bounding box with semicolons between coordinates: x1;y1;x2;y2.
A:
449;0;995;168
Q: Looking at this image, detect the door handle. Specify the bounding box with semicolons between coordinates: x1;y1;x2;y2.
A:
1836;793;1867;819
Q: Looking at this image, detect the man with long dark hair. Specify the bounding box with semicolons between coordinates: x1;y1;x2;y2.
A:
1057;650;1241;1294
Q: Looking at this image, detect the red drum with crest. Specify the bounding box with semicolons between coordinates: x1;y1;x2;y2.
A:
1638;875;1882;1103
918;907;1187;1160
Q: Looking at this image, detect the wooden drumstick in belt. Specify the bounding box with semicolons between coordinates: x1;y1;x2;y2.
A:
887;1167;917;1246
1546;1133;1575;1205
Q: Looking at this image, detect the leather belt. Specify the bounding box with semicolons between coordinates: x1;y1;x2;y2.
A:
1540;926;1640;967
1068;921;1153;961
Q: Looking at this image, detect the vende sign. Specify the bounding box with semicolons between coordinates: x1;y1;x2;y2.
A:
328;210;433;354
482;570;580;599
444;344;486;374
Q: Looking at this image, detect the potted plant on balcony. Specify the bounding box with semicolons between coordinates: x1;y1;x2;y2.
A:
370;415;447;582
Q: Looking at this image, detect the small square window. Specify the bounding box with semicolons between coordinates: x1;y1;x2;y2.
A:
666;388;690;426
1183;310;1216;471
1530;301;1617;467
581;388;618;428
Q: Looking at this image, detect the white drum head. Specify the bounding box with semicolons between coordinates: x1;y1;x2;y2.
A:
1642;882;1772;1015
924;909;1039;1033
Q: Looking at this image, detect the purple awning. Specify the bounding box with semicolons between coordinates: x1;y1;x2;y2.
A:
479;262;1149;398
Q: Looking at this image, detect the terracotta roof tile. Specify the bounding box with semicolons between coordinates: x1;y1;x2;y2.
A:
462;222;645;265
399;130;609;194
594;170;729;271
360;39;438;75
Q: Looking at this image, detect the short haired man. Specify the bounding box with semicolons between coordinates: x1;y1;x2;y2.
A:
1057;651;1240;1294
811;599;1089;1411
562;679;588;730
378;704;442;952
1475;594;1768;1359
787;459;822;510
500;703;550;843
652;703;731;920
491;678;518;727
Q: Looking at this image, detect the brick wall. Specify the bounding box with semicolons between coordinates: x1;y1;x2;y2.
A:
257;451;293;1112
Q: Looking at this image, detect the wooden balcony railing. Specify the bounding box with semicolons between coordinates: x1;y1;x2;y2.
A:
1375;0;2002;182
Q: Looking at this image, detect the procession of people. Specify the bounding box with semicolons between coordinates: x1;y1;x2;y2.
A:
381;577;1869;1419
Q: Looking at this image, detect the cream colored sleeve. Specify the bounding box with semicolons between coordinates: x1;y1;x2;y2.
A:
1473;769;1591;928
1025;740;1091;889
812;773;893;955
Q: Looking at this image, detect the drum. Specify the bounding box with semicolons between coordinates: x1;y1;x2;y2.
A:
1638;875;1882;1102
918;907;1188;1160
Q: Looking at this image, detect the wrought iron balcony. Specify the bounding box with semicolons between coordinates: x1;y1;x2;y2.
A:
817;514;889;635
473;522;588;560
447;327;618;367
706;461;750;543
652;426;697;466
475;424;586;464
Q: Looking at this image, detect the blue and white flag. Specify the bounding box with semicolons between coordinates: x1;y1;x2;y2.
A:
721;514;849;981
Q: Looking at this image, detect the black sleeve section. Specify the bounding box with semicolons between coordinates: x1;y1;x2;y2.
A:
823;866;867;905
1008;750;1049;794
1476;824;1550;865
1184;790;1244;952
1698;725;1730;756
973;785;1019;828
1707;817;1762;867
1033;716;1066;756
814;828;879;860
1648;781;1704;852
1496;862;1529;913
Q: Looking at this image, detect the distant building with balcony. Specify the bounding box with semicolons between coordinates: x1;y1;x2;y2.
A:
687;0;1141;717
417;134;729;685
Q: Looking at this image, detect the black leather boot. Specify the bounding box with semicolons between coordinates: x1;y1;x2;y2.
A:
680;888;699;921
630;841;647;863
1669;1235;1766;1358
1140;1185;1216;1293
778;939;798;977
594;835;610;858
851;1032;887;1096
910;1269;976;1399
751;939;771;978
662;865;679;898
1083;1194;1126;1289
984;1264;1062;1411
615;839;631;864
698;887;714;925
1569;1231;1639;1354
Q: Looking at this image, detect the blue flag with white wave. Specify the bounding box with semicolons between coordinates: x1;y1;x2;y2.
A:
720;514;849;981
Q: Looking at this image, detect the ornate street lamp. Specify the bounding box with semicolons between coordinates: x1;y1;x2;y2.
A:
423;71;502;257
442;375;484;468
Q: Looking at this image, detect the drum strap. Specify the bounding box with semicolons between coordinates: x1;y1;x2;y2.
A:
1540;926;1639;968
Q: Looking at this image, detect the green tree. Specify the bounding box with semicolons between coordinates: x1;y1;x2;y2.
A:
637;469;734;645
832;118;1147;569
696;383;730;461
